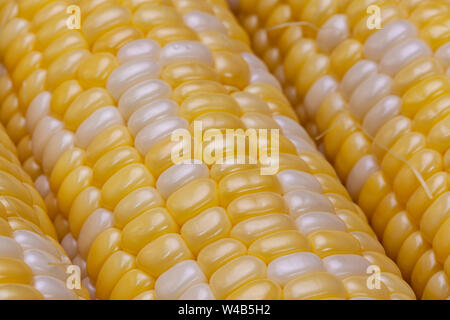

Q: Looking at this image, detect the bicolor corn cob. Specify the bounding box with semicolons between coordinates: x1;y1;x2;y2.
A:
234;0;450;300
0;113;88;299
0;0;414;299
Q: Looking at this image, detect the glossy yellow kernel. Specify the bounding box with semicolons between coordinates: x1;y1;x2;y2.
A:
302;0;339;27
86;125;133;164
18;69;47;112
402;75;450;118
249;230;311;263
308;230;361;258
373;116;412;160
393;149;443;204
180;93;241;122
181;206;231;255
0;257;33;284
93;146;142;187
6;114;27;144
49;148;86;193
147;24;198;46
82;4;131;45
12;51;42;87
4;32;35;70
419;15;450;50
113;186;164;228
409;1;449;28
427;114;449;153
33;205;57;239
57;166;93;215
397;231;430;281
46;49;90;91
68;187;101;238
343;275;390;300
96;251;136;300
330;39;363;80
172;80;227;103
264;4;292;42
433;216;450;265
136;233;193;277
122;207;178;255
380;271;416;299
77;52;119;89
414;94;450;134
323;112;357;161
132;4;180;32
210;255;266;299
420;192;449;244
381;132;426;181
244;83;297;119
30;1;66;29
406;172;447;223
284;272;347;300
337;210;374;236
0;94;19;126
411;250;441;297
393;56;445;96
382;211;415;259
161;61;219;88
296;53;330;98
213;51;249;89
86;228;121;281
64;88;114;131
35;12;71;49
226;279;282;300
314;173;351;199
167;178;218;225
110;269;155;300
283;39;317;83
102;163;154;211
421;271;450;300
42;31;88;67
1;196;39;227
93;25;143;54
197;238;247;278
219;169;282;206
193;111;243;131
0;171;33;206
334;132;370;182
199;30;249;53
0;284;44;300
231;213;295;246
0;18;29;57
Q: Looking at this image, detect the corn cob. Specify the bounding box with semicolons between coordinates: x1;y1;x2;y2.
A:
0;110;88;299
234;0;450;299
0;0;414;300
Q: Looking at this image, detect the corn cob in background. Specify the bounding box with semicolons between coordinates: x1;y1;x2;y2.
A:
0;0;416;300
0;105;88;299
233;0;450;300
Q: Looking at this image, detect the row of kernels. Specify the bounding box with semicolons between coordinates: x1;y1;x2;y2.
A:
0;122;87;299
234;0;449;299
0;0;134;299
100;0;410;300
159;0;414;300
0;4;98;298
96;0;394;300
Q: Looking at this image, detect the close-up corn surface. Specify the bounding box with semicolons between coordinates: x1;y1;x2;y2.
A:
0;115;88;299
0;0;439;301
234;0;450;300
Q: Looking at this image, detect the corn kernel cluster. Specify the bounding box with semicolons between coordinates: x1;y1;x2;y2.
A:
235;0;449;299
0;0;433;300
